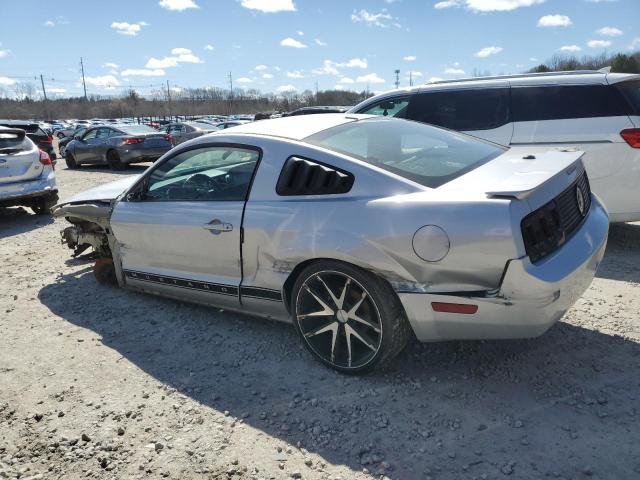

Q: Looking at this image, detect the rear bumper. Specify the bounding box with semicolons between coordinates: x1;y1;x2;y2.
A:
0;170;57;205
118;145;171;164
400;196;609;342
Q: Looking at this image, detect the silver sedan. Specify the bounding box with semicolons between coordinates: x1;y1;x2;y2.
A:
52;114;609;373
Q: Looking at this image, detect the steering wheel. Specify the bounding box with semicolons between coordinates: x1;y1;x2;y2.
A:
183;173;215;188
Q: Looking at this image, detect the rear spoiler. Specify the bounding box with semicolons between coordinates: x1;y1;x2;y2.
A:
0;128;26;140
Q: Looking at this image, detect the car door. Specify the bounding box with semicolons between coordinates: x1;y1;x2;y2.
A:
73;128;99;163
109;144;261;309
404;85;513;146
94;127;115;163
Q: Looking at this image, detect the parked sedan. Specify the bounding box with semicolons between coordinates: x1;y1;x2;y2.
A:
0;126;58;214
65;125;172;170
52;114;608;373
164;121;220;146
58;127;87;158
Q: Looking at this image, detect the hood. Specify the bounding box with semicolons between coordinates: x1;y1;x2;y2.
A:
59;175;140;205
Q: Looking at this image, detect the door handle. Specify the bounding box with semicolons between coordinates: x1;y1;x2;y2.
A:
203;219;233;234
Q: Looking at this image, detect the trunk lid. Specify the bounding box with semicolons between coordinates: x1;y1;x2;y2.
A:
0;129;43;184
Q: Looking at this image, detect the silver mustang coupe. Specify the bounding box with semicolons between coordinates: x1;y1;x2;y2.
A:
52;114;609;374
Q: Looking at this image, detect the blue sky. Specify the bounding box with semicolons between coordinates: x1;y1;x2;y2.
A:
0;0;638;98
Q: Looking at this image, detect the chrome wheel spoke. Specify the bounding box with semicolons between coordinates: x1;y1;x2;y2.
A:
348;312;381;333
347;292;367;317
336;278;351;310
303;285;334;316
345;323;376;352
316;275;341;309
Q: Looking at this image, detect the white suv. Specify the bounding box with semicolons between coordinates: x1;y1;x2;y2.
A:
349;70;640;222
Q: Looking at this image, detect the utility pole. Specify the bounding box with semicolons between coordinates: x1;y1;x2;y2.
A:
80;57;88;100
394;69;400;89
166;79;172;120
228;72;233;115
39;74;48;101
409;71;413;87
315;80;318;105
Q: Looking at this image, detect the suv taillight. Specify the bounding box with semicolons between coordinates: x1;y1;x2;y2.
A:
39;150;52;165
621;128;640;148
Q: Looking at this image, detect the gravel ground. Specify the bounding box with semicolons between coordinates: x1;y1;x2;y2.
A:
1;159;640;480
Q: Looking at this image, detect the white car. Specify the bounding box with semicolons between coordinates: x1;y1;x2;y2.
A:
0;126;58;214
350;69;640;223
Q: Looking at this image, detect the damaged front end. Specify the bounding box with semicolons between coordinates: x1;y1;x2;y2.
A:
52;200;119;284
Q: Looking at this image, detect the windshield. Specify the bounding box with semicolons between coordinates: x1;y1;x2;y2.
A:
118;125;158;135
304;117;505;188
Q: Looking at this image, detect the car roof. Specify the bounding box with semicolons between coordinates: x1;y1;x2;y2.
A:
213;114;368;140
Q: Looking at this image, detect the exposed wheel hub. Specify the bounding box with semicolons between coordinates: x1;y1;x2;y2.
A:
336;309;348;323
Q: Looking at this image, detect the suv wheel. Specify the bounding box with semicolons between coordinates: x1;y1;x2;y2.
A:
291;260;411;374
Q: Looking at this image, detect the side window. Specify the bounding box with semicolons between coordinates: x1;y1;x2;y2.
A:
406;88;510;131
511;85;632;122
82;129;98;140
96;128;111;139
145;146;260;202
360;97;410;118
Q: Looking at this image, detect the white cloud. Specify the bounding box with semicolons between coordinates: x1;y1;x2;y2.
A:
629;37;640;50
297;31;304;36
48;88;66;95
237;77;253;83
597;26;623;37
315;39;327;46
537;15;572;27
560;45;582;52
0;48;10;58
344;58;367;68
407;71;423;77
204;44;214;51
351;9;394;28
280;37;307;48
111;21;148;36
84;75;121;88
255;64;268;71
435;0;545;11
403;55;416;61
159;0;199;11
44;20;55;27
240;0;296;13
277;84;297;92
121;68;165;76
444;68;466;75
102;62;119;69
286;70;304;78
0;76;16;86
262;73;273;79
145;48;203;69
356;73;385;84
312;58;368;76
334;85;346;91
339;77;355;84
427;76;444;83
474;46;503;57
587;39;612;48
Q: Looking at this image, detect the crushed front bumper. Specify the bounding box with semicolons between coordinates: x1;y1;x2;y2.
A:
400;196;609;342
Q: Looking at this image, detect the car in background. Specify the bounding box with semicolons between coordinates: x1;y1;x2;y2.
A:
64;124;172;170
164;121;220;146
53;114;608;373
0;126;58;215
215;120;250;129
0;120;56;162
58;127;87;158
285;106;350;116
349;69;640;223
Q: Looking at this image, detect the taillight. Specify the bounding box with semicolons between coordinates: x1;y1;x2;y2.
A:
123;137;145;145
165;134;173;144
621;128;640;148
39;150;52;165
42;135;53;144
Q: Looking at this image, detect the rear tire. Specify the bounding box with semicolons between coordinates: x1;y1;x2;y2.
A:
31;193;59;216
94;258;118;286
65;152;78;169
291;260;411;375
106;150;126;170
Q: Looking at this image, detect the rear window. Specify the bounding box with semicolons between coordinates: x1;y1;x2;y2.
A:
187;122;218;130
117;125;157;135
304;117;505;188
512;85;632;122
0;130;30;151
616;80;640;115
406;88;510;131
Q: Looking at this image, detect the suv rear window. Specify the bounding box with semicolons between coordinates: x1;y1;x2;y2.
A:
0;130;30;152
305;117;505;189
616;80;640;115
512;85;631;121
406;88;510;131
